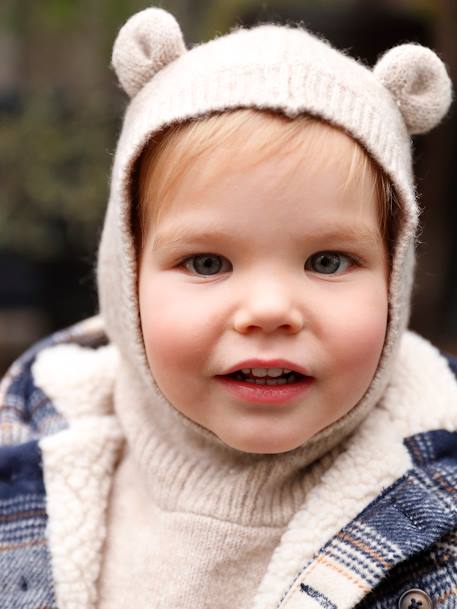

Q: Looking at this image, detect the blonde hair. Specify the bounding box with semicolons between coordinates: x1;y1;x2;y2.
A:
132;109;397;256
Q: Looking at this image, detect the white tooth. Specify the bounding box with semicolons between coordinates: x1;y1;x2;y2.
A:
255;378;266;384
267;368;283;378
283;368;291;374
252;368;268;377
241;368;251;374
246;379;256;384
266;378;288;385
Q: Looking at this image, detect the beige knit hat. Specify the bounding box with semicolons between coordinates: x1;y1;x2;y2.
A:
97;8;452;451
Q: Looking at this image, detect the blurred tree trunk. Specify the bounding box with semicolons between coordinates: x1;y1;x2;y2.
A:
411;0;457;344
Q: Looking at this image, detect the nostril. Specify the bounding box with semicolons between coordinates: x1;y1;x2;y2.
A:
235;320;304;335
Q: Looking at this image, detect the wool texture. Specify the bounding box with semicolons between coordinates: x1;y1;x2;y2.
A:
95;357;341;609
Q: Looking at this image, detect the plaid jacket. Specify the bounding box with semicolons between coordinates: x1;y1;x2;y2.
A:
0;317;456;609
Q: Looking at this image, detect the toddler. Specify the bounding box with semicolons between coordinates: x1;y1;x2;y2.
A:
1;7;456;609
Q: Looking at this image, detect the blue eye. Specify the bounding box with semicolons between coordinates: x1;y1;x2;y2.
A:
305;252;352;275
183;254;232;276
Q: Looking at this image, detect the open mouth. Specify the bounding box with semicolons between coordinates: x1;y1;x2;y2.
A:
223;369;306;385
216;367;313;405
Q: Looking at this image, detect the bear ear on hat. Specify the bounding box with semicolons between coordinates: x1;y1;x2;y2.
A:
373;43;452;135
112;8;186;98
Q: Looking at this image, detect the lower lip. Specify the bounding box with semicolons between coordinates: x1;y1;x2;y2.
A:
215;376;314;405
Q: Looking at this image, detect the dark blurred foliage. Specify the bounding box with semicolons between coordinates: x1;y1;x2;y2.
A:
0;0;456;372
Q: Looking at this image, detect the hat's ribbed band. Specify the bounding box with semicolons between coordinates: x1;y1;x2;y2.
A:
119;62;414;196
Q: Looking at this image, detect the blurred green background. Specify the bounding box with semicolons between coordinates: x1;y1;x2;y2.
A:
0;0;456;372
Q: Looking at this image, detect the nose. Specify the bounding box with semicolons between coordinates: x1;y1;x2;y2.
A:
232;280;305;335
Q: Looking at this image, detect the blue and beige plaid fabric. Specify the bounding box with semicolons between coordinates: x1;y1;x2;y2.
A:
0;321;456;609
288;428;457;609
0;319;107;609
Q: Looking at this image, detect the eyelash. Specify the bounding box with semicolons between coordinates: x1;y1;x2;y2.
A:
178;252;359;277
180;254;233;275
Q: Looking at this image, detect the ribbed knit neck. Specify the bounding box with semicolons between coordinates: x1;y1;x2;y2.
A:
114;358;351;527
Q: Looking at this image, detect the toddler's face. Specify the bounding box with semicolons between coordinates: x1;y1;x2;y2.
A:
138;126;389;453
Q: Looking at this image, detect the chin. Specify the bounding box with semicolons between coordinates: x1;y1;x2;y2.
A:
218;430;310;455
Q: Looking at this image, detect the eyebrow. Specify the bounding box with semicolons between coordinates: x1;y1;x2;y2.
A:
151;223;383;252
152;226;238;251
316;225;384;248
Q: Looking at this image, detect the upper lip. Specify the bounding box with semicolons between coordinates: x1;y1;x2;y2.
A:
220;359;310;376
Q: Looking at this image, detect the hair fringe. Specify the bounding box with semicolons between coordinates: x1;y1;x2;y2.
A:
133;109;399;261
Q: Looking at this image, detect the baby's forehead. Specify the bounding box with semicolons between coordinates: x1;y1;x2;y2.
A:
150;133;381;242
189;120;375;198
137;110;385;250
155;112;376;192
184;111;366;169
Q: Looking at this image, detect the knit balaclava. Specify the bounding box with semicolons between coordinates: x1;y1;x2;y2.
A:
97;8;452;459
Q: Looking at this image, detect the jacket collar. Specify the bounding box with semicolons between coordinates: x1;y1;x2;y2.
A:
274;429;457;609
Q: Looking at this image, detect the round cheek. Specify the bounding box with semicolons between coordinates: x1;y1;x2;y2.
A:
321;285;388;403
138;278;213;408
141;296;185;368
